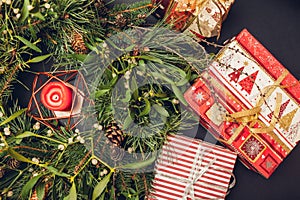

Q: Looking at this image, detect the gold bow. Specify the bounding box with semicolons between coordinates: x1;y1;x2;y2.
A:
224;70;290;152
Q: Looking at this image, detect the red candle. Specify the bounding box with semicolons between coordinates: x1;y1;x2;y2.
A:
40;81;73;111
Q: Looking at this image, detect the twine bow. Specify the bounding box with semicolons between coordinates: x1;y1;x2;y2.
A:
182;145;216;200
224;70;289;151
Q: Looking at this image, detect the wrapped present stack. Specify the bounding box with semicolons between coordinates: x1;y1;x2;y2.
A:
153;0;235;38
184;29;300;178
149;135;237;200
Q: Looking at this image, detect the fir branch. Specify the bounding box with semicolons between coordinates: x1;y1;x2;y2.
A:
0;64;20;105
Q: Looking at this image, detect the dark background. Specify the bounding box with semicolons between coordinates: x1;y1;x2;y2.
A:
200;0;300;200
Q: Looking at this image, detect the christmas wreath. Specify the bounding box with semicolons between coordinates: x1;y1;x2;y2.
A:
0;0;211;199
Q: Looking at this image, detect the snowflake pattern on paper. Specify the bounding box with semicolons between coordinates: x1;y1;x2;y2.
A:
241;136;265;160
196;92;205;102
192;88;210;106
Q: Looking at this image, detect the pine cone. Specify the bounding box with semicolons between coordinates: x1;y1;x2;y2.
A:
6;158;20;169
105;122;124;147
0;167;5;178
115;14;127;28
71;31;88;54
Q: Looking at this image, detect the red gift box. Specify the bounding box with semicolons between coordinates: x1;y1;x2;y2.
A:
149;135;237;200
184;29;300;178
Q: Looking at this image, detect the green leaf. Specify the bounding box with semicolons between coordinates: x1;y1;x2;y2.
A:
109;76;118;87
36;182;46;200
8;147;35;164
138;98;151;117
0;108;26;126
85;42;98;52
125;44;136;52
15;36;42;53
151;72;174;84
44;166;70;178
92;172;112;200
176;70;191;86
130;77;138;100
123;114;133;130
138;59;146;71
171;85;188;106
16;131;36;139
32;12;45;21
118;153;156;169
21;174;43;199
138;56;163;64
27;54;52;63
68;54;88;62
94;89;110;98
121;90;131;103
20;0;30;22
64;182;77;200
152;104;170;117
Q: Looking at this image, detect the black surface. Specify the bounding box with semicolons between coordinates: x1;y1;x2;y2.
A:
210;1;300;200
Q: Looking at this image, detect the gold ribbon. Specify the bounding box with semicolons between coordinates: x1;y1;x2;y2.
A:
224;70;290;152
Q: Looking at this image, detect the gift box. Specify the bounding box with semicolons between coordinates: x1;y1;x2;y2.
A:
184;29;300;178
153;0;235;38
149;135;237;200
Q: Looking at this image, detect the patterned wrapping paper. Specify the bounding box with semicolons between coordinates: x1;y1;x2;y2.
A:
184;29;300;178
149;135;237;200
152;0;235;38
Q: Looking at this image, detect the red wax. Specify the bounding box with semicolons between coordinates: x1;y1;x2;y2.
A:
41;81;73;111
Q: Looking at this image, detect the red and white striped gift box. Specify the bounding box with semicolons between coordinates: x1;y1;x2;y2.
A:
149;135;237;200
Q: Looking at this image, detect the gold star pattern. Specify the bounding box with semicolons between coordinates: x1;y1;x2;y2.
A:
243;61;249;66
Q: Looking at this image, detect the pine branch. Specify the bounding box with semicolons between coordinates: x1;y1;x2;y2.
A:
0;64;20;105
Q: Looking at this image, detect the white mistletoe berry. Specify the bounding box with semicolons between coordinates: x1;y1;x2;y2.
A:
68;137;73;144
44;3;50;9
7;191;13;197
27;5;34;11
31;157;39;164
91;158;98;165
127;147;133;154
13;8;19;14
58;144;65;151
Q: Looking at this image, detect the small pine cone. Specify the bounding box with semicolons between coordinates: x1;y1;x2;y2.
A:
105;122;125;147
71;31;88;54
0;167;5;178
6;158;20;169
115;14;127;28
